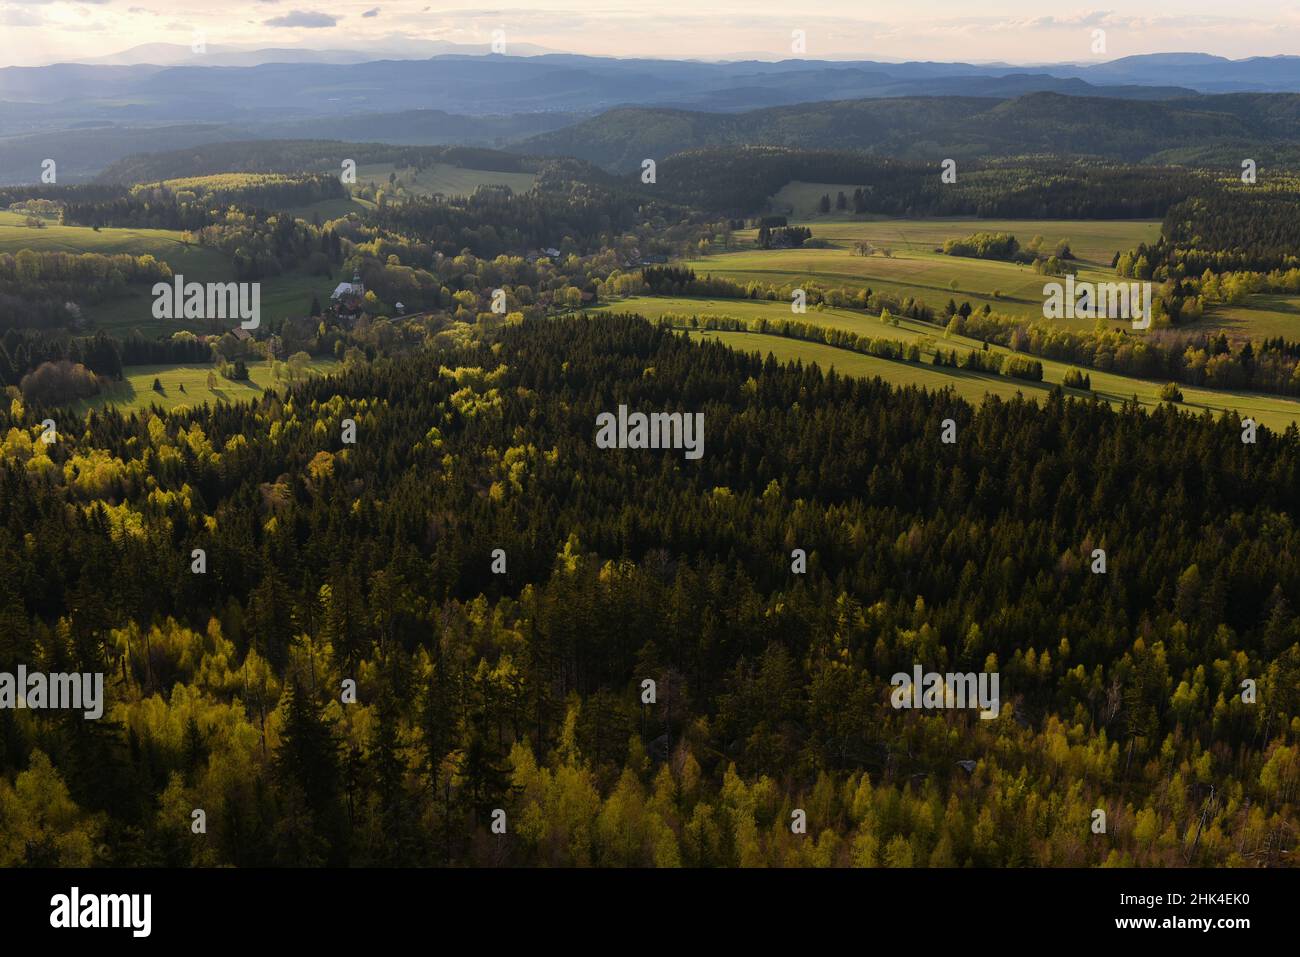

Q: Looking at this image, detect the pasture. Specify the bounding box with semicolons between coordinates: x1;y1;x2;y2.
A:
592;294;1300;430
355;162;536;199
0;210;223;274
88;269;330;337
1202;295;1300;340
680;216;1162;328
692;329;1300;430
77;357;338;415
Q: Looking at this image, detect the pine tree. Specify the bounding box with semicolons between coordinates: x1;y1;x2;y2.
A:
369;684;414;864
419;667;453;794
458;711;514;826
273;679;346;862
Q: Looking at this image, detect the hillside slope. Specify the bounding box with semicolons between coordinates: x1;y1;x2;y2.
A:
520;91;1300;170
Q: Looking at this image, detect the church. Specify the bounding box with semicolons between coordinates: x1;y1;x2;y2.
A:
330;270;365;305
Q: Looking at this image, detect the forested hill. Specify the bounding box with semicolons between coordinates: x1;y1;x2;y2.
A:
646;149;1203;217
519;91;1300;171
2;315;1296;866
95;142;546;186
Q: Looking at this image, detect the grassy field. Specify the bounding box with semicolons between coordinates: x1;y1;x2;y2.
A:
796;218;1157;266
595;294;1300;430
692;329;1066;406
680;217;1162;328
770;181;874;220
696;208;1300;341
694;330;1300;430
595;295;913;338
0;207;342;334
88;269;330;337
0;210;256;334
283;195;374;221
1204;295;1300;340
0;211;223;274
356;163;536;199
77;358;338;415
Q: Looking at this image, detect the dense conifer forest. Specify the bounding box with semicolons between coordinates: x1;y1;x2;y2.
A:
2;315;1296;866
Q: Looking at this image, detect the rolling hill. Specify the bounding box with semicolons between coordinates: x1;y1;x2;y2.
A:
0;117;575;186
520;91;1300;171
94;142;545;187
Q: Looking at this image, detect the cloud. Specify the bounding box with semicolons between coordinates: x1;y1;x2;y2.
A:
264;10;340;28
0;8;42;26
363;6;379;17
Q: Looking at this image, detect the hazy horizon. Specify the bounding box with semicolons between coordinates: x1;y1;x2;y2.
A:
7;2;1300;69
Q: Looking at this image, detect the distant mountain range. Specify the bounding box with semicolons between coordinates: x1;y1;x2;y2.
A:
67;39;563;68
7;51;1300;184
8;50;1300;138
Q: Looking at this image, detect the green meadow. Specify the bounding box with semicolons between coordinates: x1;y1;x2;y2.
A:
283;195;374;221
0;208;343;334
694;329;1300;431
595;294;1300;430
769;181;880;220
0;210;222;273
87;269;330;337
77;358;338;415
688;208;1300;342
1203;294;1300;340
794;217;1160;266
679;216;1162;329
356;162;537;200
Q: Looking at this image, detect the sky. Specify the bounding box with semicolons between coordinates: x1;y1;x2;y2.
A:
7;2;1300;67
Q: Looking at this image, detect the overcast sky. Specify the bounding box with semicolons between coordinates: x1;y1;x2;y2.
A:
6;2;1300;67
